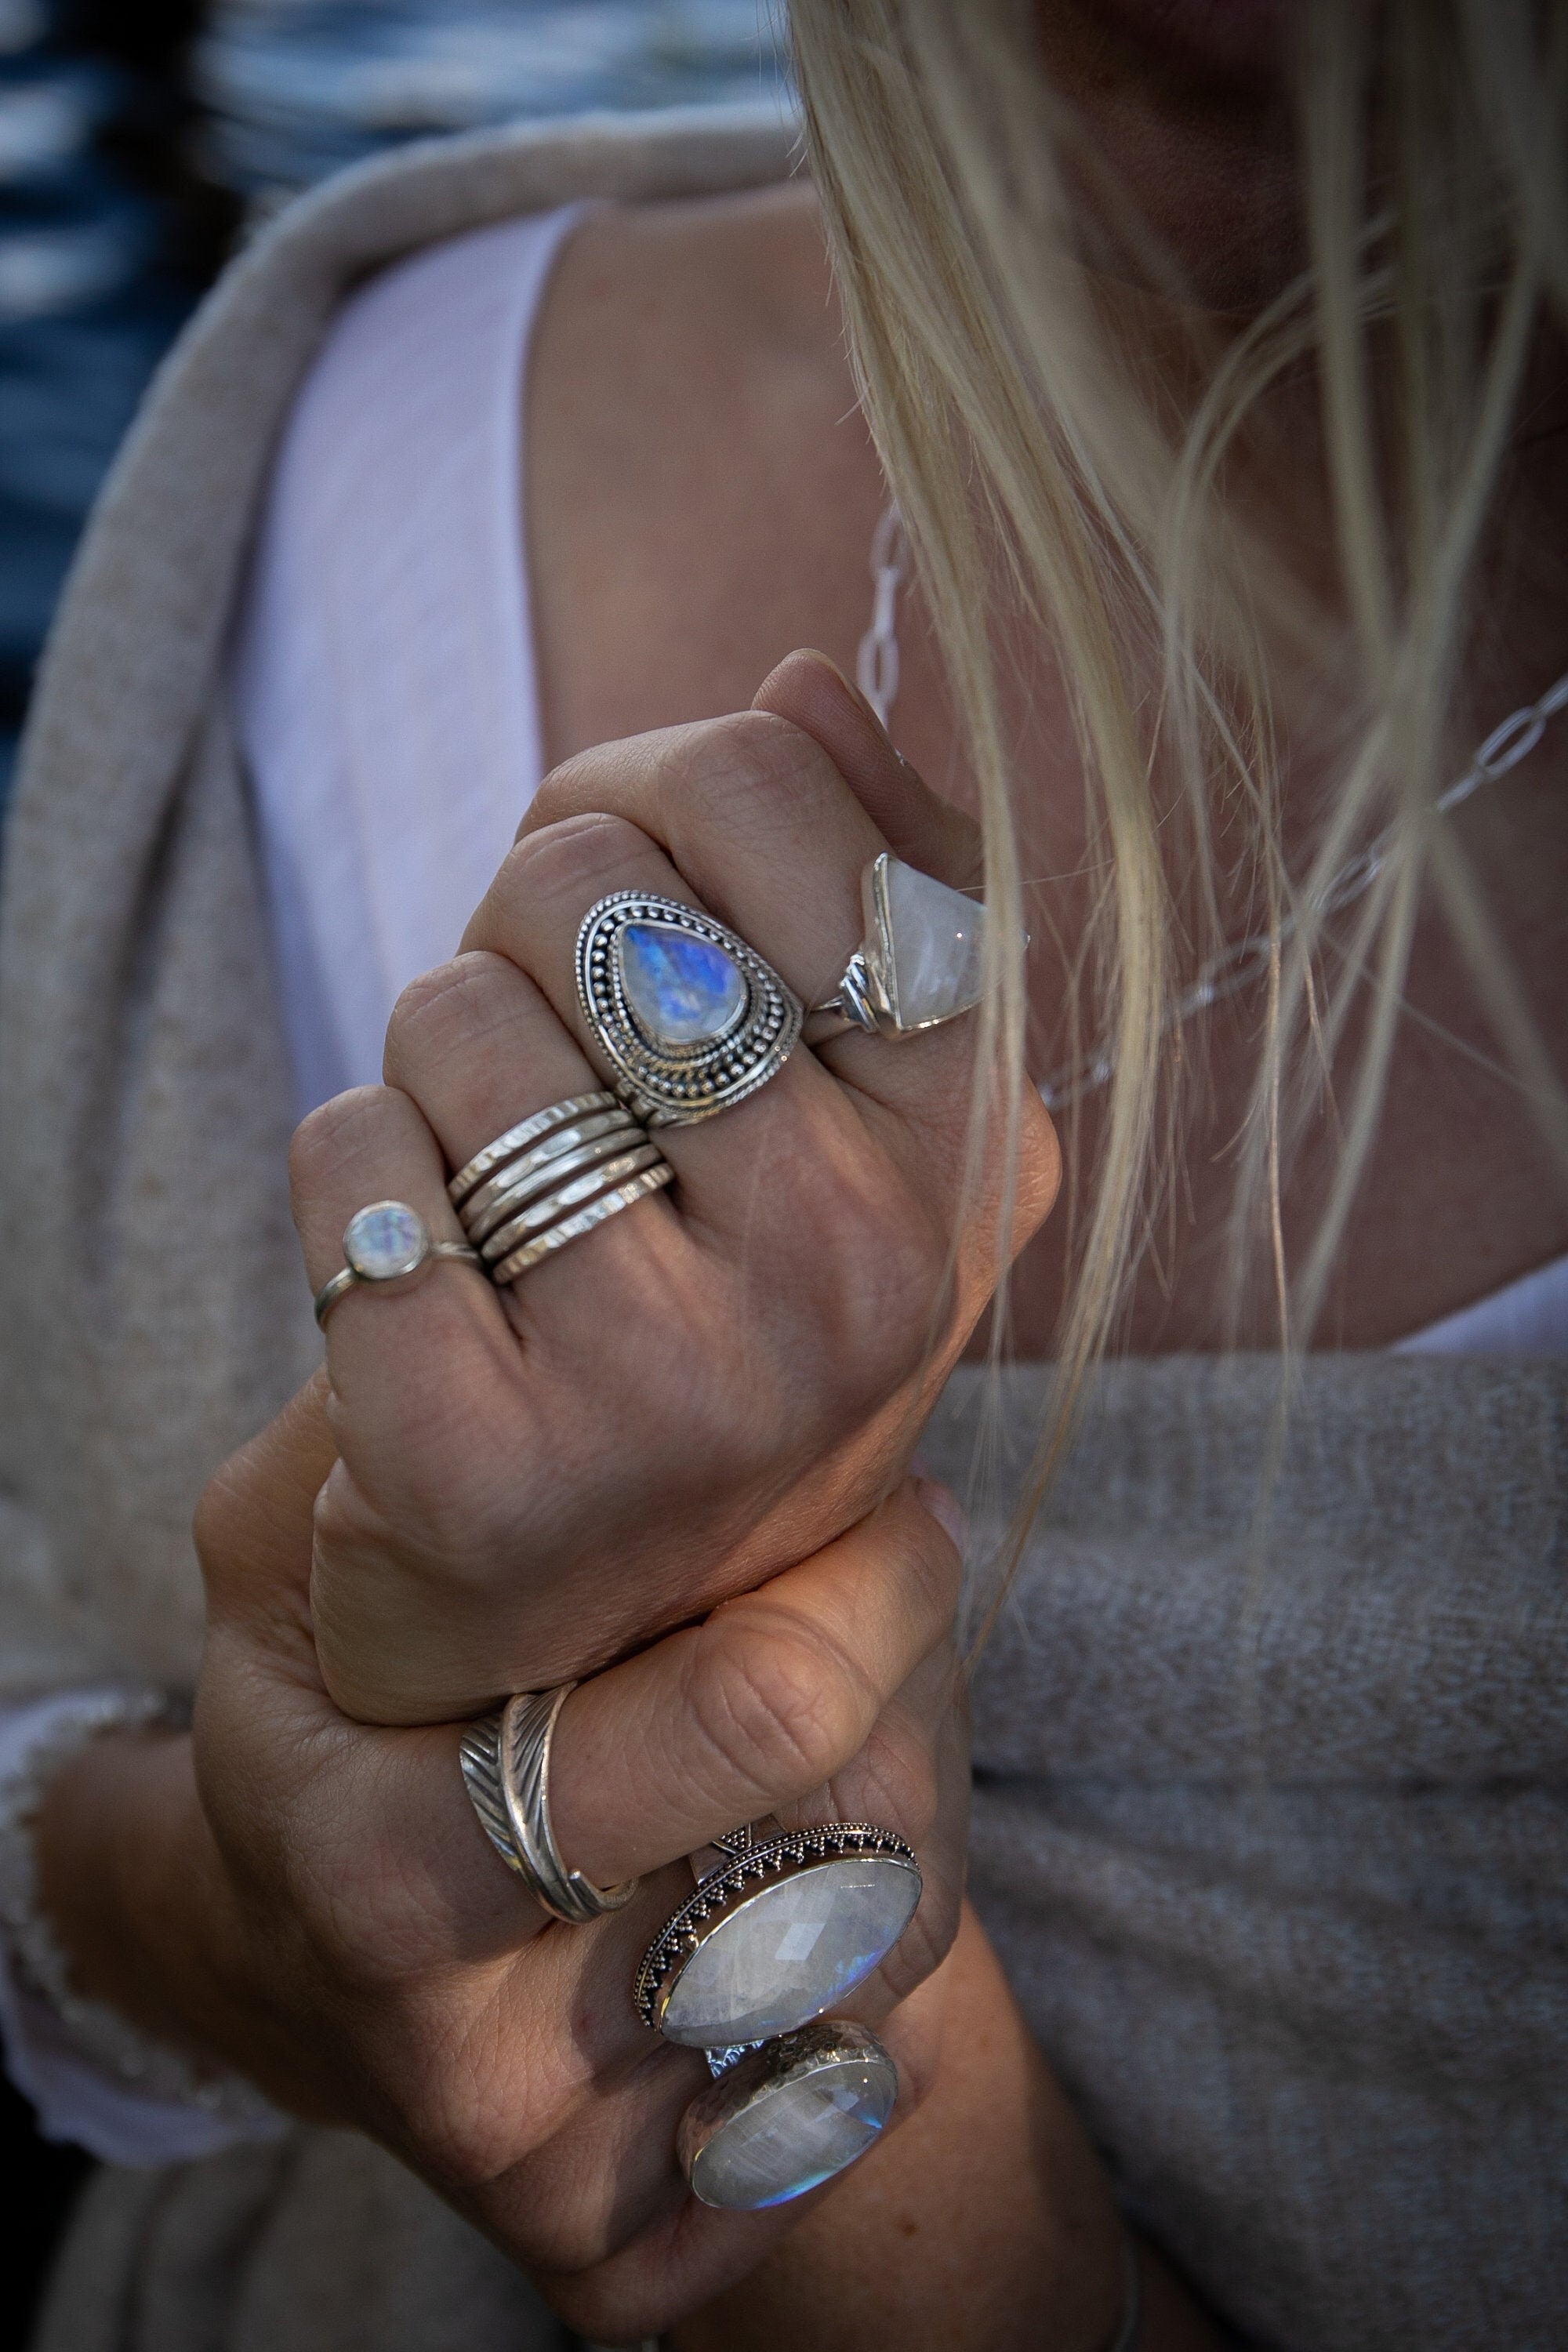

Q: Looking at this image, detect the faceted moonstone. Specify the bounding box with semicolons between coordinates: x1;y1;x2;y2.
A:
659;1856;920;2046
619;922;746;1047
880;858;988;1027
688;2042;898;2210
343;1200;426;1280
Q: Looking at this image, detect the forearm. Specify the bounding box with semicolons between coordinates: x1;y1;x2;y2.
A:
673;1904;1221;2352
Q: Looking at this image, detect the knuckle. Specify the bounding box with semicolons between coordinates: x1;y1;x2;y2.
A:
384;953;517;1069
288;1084;391;1201
656;710;837;851
688;1612;873;1806
492;808;655;915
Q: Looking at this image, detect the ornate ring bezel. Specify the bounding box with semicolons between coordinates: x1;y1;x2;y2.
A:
632;1821;920;2037
575;891;802;1126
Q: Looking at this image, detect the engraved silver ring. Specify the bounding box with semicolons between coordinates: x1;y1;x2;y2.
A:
450;1091;675;1288
459;1685;638;1926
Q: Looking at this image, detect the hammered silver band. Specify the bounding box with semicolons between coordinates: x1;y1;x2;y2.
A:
459;1686;638;1925
450;1093;674;1288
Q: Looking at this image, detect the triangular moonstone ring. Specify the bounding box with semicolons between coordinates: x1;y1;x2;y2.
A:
804;853;989;1042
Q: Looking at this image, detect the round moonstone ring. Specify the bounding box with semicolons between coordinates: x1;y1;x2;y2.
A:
312;1200;481;1329
804;851;989;1044
575;890;802;1126
633;1823;921;2047
677;2020;899;2210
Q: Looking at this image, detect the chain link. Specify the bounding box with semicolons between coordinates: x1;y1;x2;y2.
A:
859;501;1566;1117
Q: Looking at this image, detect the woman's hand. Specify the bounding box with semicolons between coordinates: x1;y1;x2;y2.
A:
291;652;1058;1725
36;1382;971;2343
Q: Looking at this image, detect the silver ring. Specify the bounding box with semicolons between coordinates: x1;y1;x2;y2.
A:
448;1092;619;1209
575;890;801;1126
478;1143;665;1265
314;1201;481;1329
804;851;988;1044
488;1160;674;1286
633;1821;920;2046
448;1093;675;1288
677;2020;898;2209
458;1109;641;1241
459;1686;639;1925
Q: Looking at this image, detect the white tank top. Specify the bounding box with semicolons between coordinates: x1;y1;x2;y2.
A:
230;205;1568;1358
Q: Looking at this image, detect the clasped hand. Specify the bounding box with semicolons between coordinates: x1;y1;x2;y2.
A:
131;655;1057;2338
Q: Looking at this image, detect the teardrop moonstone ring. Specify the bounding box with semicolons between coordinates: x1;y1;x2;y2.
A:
575;890;802;1126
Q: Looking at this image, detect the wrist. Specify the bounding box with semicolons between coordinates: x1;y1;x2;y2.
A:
34;1726;276;2098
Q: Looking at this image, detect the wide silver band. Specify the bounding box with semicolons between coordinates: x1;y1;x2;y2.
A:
575;889;801;1126
314;1202;481;1330
451;1093;675;1288
804;851;989;1046
459;1686;638;1925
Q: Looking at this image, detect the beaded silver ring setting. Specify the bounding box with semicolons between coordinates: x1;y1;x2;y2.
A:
575;890;802;1127
633;1821;921;2047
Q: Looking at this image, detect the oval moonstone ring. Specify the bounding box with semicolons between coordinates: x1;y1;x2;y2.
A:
678;2020;899;2210
633;1823;921;2048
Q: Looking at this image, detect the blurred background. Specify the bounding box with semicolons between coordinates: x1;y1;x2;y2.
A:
0;0;789;818
0;5;786;2336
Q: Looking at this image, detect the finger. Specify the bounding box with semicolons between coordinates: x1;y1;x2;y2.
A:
501;691;1011;1188
513;706;887;1018
750;648;980;889
289;1081;511;1384
508;1946;958;2339
547;1482;962;1886
378;949;689;1318
454;801;889;1240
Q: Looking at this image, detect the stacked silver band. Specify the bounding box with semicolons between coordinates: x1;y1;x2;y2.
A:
459;1686;637;1926
448;1091;673;1285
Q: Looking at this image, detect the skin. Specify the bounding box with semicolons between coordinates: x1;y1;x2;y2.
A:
32;0;1566;2343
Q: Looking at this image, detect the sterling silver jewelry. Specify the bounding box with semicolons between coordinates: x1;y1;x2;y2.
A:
488;1160;674;1286
450;1093;674;1287
457;1108;642;1242
1107;2225;1143;2352
314;1201;481;1329
633;1821;920;2047
859;498;1568;1113
459;1686;638;1925
805;850;989;1045
677;2019;898;2209
575;890;802;1126
448;1091;619;1209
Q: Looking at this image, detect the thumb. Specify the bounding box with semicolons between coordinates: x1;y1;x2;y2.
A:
752;648;980;889
194;1368;337;1650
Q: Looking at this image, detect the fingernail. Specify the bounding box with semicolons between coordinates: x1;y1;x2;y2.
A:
794;648;892;741
913;1475;966;1552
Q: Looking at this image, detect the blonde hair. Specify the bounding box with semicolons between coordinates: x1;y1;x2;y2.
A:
788;0;1568;1507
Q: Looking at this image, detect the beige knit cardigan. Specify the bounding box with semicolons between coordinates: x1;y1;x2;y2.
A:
0;111;1562;2352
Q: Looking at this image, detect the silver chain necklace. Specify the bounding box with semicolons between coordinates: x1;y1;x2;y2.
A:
856;502;1568;1113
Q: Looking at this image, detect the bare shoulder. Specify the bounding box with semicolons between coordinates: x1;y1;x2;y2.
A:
526;182;889;766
